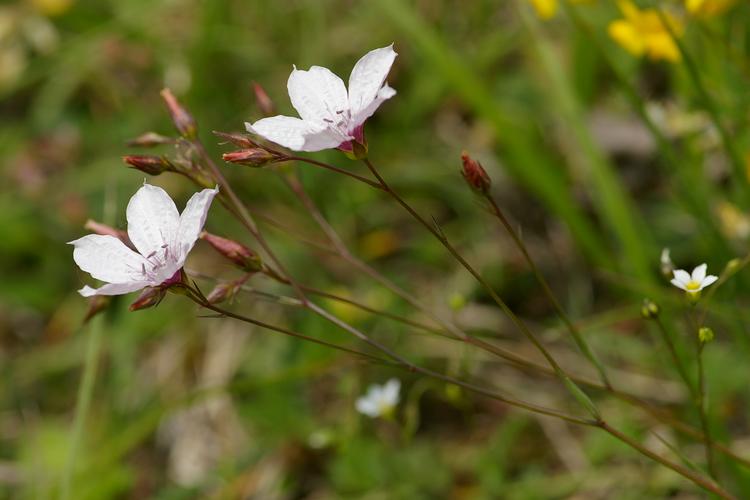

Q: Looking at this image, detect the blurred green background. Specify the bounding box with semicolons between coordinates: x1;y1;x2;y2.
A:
3;0;750;497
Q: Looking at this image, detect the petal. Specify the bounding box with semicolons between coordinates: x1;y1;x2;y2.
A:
670;278;686;290
692;263;707;282
348;45;397;119
382;378;401;405
672;269;690;285
245;116;343;152
70;234;148;283
355;397;378;417
126;183;180;258
175;186;220;263
79;281;148;297
287;65;348;124
702;275;718;288
350;83;396;128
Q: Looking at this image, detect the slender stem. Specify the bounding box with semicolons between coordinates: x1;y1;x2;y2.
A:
61;315;103;500
652;316;695;397
485;195;611;388
362;158;599;414
655;7;749;201
286;156;385;190
597;421;734;499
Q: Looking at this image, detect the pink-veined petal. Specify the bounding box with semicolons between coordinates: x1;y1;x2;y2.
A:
175;186;220;263
350;83;396;128
245;116;341;152
287;65;348;124
672;269;690;285
126;183;180;258
348;45;397;119
692;263;707;283
78;281;149;297
70;234;148;284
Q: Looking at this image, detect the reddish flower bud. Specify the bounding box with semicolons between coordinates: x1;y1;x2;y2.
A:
129;286;166;311
126;132;174;148
222;148;279;167
252;82;276;117
123;155;174;176
460;151;491;195
213;130;259;149
201;231;263;272
206;275;248;304
84;219;134;249
160;88;197;139
84;295;110;323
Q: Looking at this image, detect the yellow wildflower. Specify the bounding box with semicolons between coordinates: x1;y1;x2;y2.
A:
608;1;683;63
28;0;74;17
529;0;593;20
686;0;736;17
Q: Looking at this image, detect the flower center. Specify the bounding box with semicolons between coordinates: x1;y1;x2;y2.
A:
685;280;701;291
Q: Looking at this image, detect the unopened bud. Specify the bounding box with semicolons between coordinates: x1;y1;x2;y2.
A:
160;88;197;139
725;258;741;274
123;155;174;176
461;151;491;195
222;148;279;167
126;132;174;148
206;276;248;304
84;295;110;323
660;248;674;278
129;286;166;311
213;130;259;149
84;219;133;248
698;326;714;344
201;232;263;272
641;299;660;319
252;82;275;117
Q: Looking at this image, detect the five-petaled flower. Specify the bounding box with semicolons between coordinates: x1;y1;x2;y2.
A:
245;45;397;156
70;183;219;297
355;378;400;419
670;263;718;295
608;1;683;63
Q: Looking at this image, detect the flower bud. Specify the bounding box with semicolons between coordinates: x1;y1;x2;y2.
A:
724;258;741;274
213;130;259;149
160;88;197;139
222;148;279;167
126;132;174;148
698;326;714;344
206;276;248;304
84;219;133;248
200;231;263;272
660;248;674;278
252;82;275;117
123;155;174;176
641;298;660;319
129;286;166;311
461;151;491;195
84;295;110;324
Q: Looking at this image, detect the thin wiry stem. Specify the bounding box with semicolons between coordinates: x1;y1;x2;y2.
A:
652;316;695;397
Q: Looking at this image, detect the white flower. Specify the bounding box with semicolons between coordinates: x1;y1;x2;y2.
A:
670;263;718;294
245;44;397;153
355;378;400;418
70;183;219;297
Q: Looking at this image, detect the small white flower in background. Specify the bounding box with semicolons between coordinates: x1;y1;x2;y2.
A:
670;263;718;294
355;378;400;419
245;44;397;154
70;183;219;297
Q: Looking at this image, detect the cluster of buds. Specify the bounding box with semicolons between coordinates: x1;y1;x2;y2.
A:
214;131;287;168
640;298;660;319
698;326;715;344
200;231;263;273
460;151;491;195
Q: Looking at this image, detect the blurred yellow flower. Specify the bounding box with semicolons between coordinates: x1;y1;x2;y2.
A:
686;0;736;17
28;0;74;17
528;0;593;20
608;1;683;63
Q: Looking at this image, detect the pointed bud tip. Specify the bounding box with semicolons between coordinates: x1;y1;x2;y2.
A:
460;151;491;194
